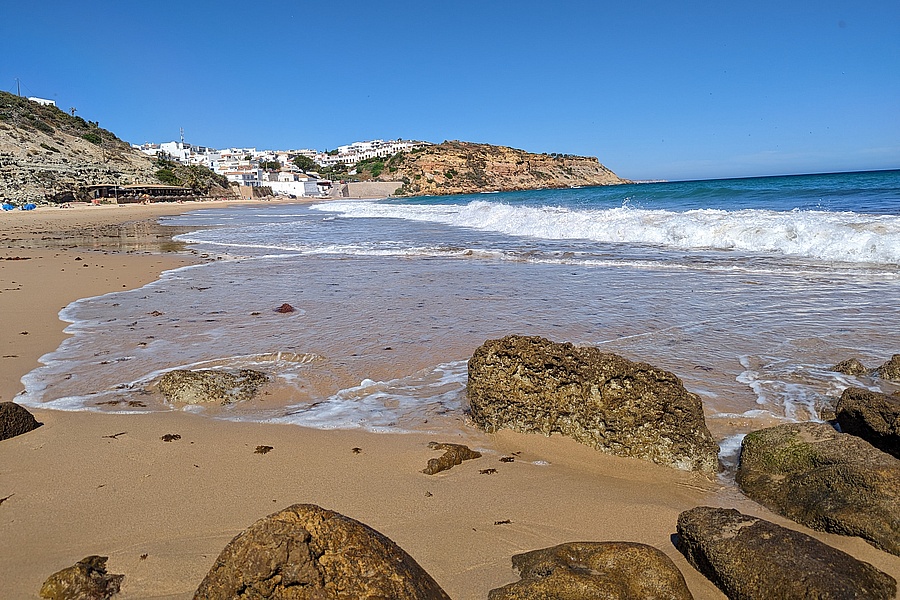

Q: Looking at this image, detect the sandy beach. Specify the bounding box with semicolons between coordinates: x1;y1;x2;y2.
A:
2;202;898;599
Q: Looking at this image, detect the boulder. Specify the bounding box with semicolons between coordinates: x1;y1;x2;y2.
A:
876;354;900;381
736;421;900;555
676;506;896;600
157;369;268;405
467;335;719;473
830;357;868;376
422;442;481;475
489;541;693;600
194;503;449;599
39;555;124;600
836;387;900;458
0;401;41;441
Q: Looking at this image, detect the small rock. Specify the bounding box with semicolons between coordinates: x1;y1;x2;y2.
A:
39;555;124;600
0;402;42;441
736;421;900;555
836;387;900;458
422;442;481;475
194;503;449;599
676;506;896;600
490;541;694;600
157;369;268;405
876;354;900;381
160;433;181;442
254;445;273;454
274;303;295;313
830;357;869;376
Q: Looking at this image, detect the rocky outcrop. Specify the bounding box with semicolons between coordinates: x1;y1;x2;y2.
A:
836;387;900;458
194;503;449;599
0;402;41;441
676;506;896;600
489;542;693;600
157;369;268;405
365;141;628;196
39;555;124;600
467;335;719;473
736;421;900;555
830;357;869;376
422;442;482;475
876;354;900;381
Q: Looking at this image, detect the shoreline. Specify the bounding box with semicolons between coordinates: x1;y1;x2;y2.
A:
2;200;898;598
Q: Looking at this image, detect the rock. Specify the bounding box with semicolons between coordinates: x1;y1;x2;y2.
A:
736;421;900;555
422;442;482;475
489;541;694;600
0;401;42;441
467;335;719;473
876;354;900;381
830;357;868;376
676;506;896;600
157;369;268;405
194;503;450;600
836;387;900;458
39;555;124;600
274;303;295;313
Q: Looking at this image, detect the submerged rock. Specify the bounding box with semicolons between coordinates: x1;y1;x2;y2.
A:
736;421;900;555
830;357;869;376
876;354;900;381
676;506;896;600
422;441;482;475
836;387;900;458
194;503;450;599
489;541;693;600
0;402;41;441
157;369;268;405
467;335;719;473
39;555;124;600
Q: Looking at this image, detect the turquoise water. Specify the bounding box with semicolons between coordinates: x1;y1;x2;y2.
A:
19;169;900;464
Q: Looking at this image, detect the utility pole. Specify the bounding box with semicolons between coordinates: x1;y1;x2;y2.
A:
15;78;20;96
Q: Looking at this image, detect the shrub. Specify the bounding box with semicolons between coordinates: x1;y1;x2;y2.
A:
156;168;178;185
82;132;101;145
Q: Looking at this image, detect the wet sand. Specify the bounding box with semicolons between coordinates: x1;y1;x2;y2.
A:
1;202;898;599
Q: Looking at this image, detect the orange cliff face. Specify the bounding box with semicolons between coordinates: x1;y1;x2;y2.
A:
369;140;629;196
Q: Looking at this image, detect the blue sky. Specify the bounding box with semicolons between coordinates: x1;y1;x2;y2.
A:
4;1;899;181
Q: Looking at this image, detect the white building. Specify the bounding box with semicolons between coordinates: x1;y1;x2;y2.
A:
28;97;56;107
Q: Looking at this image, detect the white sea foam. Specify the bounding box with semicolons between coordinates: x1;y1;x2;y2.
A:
311;200;900;264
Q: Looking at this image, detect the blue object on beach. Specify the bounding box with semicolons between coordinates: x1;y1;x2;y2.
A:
22;203;36;211
1;203;15;211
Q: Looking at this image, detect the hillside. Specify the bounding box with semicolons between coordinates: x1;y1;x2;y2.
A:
355;140;628;195
0;91;229;204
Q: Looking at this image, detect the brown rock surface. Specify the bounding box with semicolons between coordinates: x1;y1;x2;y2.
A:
736;421;900;555
836;387;900;458
467;335;719;473
422;441;482;475
876;354;900;381
370;141;627;196
489;541;693;600
830;357;869;376
676;506;896;600
0;401;41;441
39;555;124;600
157;369;268;405
194;503;450;599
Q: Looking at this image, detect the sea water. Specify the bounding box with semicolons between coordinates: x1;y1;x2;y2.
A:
18;170;900;463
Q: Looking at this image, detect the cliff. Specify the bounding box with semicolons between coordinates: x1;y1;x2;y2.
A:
0;91;229;204
357;141;628;196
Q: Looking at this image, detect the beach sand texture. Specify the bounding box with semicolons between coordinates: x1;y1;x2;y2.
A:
1;203;898;599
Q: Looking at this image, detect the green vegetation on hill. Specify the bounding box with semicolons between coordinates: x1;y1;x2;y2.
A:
154;156;229;192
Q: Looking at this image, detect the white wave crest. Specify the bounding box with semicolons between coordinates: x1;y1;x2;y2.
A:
312;200;900;264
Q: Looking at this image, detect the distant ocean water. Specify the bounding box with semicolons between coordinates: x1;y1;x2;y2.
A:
19;170;900;465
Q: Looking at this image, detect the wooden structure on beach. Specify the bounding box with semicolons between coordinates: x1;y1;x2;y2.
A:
87;184;195;203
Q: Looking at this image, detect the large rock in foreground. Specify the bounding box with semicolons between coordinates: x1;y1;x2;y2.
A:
489;541;693;600
676;506;896;599
39;555;124;600
736;421;900;555
0;401;41;441
836;387;900;458
467;335;719;473
194;503;449;599
157;369;268;405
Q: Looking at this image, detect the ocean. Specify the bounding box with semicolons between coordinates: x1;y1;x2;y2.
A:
19;169;900;466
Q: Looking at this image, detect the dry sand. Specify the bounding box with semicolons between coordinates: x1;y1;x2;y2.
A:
1;202;898;599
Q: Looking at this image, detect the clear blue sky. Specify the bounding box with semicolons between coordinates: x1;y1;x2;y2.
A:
5;0;899;181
